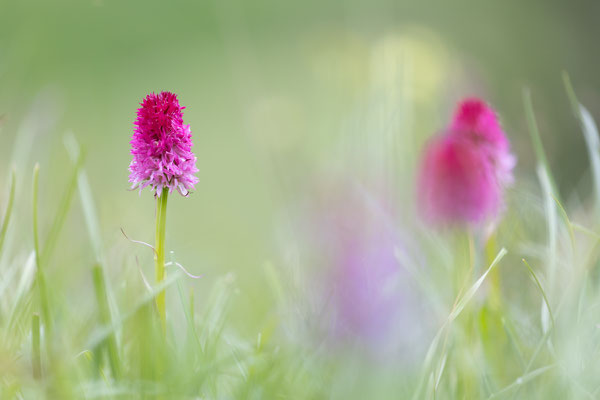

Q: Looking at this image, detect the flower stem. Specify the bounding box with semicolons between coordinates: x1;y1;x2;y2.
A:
155;188;169;334
485;233;502;310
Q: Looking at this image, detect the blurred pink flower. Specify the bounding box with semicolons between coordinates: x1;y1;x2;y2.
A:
418;98;515;225
450;98;516;186
129;91;199;197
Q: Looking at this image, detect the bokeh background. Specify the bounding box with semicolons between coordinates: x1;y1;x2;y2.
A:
1;0;600;339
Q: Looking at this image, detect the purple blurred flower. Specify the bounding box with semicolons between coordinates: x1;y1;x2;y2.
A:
418;98;515;225
129;91;199;197
330;221;400;341
312;183;404;344
281;176;431;361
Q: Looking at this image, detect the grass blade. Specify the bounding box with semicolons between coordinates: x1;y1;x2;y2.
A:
523;89;559;198
501;317;527;369
563;72;600;213
522;259;555;331
176;280;202;354
489;364;555;399
64;134;122;352
86;272;183;350
537;164;558;294
92;264;121;380
448;248;507;322
552;194;575;253
32;163;52;334
64;133;104;264
412;248;507;400
40;153;82;266
0;168;16;257
32;313;42;379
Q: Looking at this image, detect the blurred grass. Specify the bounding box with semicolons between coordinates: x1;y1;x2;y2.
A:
1;0;600;398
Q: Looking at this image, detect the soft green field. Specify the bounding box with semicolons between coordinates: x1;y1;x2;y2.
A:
1;1;600;399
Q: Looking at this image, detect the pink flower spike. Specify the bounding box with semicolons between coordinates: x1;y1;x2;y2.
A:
450;98;516;186
418;134;501;225
417;97;515;226
129;92;199;197
450;98;507;148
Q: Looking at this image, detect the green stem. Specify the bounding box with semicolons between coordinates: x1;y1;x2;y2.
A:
486;233;502;310
453;231;474;299
155;188;169;334
453;231;477;398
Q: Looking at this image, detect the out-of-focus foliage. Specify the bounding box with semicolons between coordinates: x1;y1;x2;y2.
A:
1;0;600;399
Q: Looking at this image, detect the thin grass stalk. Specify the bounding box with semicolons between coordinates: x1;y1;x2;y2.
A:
40;154;81;267
0;168;16;257
92;264;121;379
32;313;41;379
32;163;51;335
522;258;555;331
563;72;600;216
523;89;559;199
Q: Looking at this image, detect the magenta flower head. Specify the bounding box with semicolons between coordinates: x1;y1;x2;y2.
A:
417;98;515;225
129;91;199;197
449;98;516;186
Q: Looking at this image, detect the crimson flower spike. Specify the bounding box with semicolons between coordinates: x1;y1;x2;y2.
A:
418;98;516;226
129;91;199;333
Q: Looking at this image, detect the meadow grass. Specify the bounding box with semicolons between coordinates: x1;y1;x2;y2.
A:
1;76;600;400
